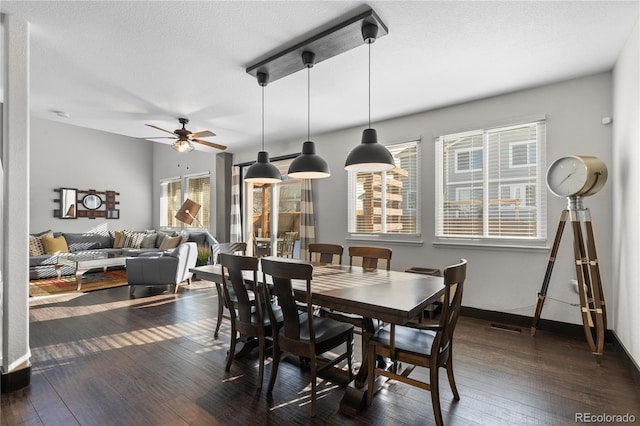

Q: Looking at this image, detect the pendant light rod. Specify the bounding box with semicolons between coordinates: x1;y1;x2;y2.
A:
257;71;269;152
302;51;315;142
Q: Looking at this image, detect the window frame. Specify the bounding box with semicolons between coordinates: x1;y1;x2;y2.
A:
347;139;421;242
159;172;211;230
435;119;547;248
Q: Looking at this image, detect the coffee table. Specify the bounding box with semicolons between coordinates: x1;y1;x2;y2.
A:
58;252;126;290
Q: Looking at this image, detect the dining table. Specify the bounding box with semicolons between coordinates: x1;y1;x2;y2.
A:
190;257;445;416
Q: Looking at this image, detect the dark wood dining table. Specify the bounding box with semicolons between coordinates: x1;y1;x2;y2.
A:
190;258;445;416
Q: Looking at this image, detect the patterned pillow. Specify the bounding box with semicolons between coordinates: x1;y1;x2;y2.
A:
122;231;145;248
29;231;53;256
113;230;126;248
177;231;190;245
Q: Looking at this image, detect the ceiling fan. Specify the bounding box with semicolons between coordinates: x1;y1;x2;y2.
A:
145;118;227;152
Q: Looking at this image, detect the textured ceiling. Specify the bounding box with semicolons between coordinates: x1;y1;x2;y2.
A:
1;1;638;153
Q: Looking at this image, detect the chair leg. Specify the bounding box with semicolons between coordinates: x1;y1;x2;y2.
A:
174;283;180;294
129;286;135;297
267;344;281;393
346;331;354;380
309;357;317;417
430;365;443;426
214;283;224;338
446;355;460;400
257;335;265;390
225;326;237;372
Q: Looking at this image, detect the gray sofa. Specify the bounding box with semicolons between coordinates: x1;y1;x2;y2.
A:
29;230;217;280
126;242;198;296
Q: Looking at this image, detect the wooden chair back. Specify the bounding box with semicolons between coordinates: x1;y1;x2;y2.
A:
261;258;314;343
212;242;247;264
308;243;343;264
219;253;260;325
348;246;392;270
435;259;467;359
279;232;298;258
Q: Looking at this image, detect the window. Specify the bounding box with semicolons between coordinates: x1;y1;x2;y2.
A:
241;157;303;257
160;173;211;229
348;140;420;235
435;121;546;242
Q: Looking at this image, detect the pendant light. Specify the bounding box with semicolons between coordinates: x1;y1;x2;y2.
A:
245;72;282;183
344;22;394;172
288;51;331;179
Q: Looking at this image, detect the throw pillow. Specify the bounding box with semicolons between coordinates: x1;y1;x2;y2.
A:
177;231;190;245
41;235;69;254
140;233;157;249
158;235;181;251
122;231;145;248
113;230;126;248
155;231;171;248
29;230;54;256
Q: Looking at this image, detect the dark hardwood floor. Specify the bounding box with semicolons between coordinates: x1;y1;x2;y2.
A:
2;280;639;425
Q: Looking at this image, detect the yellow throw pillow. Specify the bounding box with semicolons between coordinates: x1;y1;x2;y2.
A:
113;230;125;248
41;235;69;254
158;235;181;250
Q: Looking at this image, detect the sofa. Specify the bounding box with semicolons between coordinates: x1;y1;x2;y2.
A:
126;242;198;296
28;230;217;280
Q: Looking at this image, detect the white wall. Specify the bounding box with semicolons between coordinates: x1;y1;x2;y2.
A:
30;118;154;233
234;73;613;326
612;19;639;367
151;143;217;233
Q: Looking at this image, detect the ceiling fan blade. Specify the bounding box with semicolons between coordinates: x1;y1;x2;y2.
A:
142;136;177;139
145;123;177;136
193;138;227;151
191;130;216;138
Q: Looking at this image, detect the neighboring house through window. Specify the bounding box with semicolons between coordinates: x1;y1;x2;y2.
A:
435;120;546;243
348;140;420;236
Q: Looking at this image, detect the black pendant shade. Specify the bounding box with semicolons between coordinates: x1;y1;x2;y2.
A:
244;72;282;184
344;22;394;172
288;141;331;179
344;128;394;172
288;51;330;180
245;151;282;183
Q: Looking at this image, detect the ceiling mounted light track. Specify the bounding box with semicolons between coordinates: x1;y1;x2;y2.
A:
245;8;388;83
244;72;282;184
288;51;330;179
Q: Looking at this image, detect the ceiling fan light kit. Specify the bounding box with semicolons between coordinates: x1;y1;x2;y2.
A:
244;71;283;184
245;7;391;175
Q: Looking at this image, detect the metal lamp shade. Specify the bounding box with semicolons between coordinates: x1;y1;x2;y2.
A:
245;151;282;183
288;141;331;179
344;129;394;172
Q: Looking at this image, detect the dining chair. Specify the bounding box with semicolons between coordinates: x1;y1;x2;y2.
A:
348;246;392;270
261;257;354;417
366;259;467;426
278;231;298;258
308;243;343;264
212;242;248;338
220;253;283;389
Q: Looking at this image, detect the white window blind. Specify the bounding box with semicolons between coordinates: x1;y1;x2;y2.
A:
160;178;182;228
435;121;546;241
348;140;420;235
185;174;211;228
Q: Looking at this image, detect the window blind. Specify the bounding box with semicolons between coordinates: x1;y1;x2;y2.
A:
436;121;546;241
186;174;211;228
348;140;420;235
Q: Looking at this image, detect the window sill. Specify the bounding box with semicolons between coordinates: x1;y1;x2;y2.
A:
346;235;424;246
432;240;550;251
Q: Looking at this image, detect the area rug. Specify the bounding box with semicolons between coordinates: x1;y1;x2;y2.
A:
29;269;128;297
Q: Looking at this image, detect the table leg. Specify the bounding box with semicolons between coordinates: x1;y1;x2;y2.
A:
339;317;377;416
75;268;86;291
